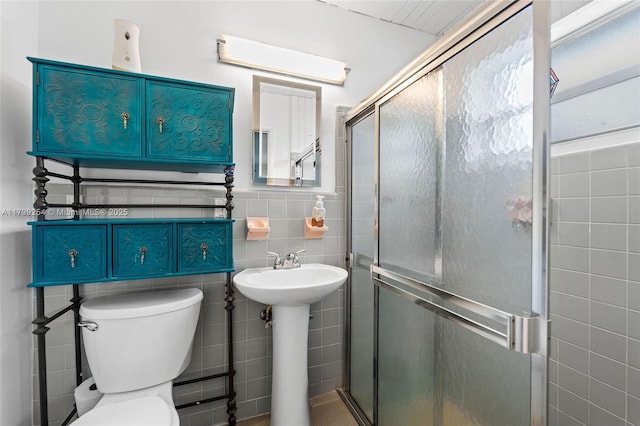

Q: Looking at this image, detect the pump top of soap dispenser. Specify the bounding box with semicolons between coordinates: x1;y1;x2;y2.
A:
315;195;325;207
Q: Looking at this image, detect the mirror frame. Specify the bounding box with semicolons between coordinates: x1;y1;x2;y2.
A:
252;75;321;187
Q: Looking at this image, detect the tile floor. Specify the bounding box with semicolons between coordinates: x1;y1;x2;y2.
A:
237;390;358;426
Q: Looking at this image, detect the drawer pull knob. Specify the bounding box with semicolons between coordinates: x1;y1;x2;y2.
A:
157;117;165;133
121;112;130;129
68;249;78;268
140;247;148;265
201;243;208;261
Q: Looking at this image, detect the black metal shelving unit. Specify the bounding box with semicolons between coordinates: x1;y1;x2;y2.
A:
31;156;237;426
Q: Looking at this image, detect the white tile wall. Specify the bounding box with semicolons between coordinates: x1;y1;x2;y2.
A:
549;141;640;426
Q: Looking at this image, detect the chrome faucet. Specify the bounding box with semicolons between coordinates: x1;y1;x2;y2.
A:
268;249;305;269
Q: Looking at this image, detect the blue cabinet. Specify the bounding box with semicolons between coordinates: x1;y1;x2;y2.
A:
27;59;236;286
28;57;234;172
29;219;234;287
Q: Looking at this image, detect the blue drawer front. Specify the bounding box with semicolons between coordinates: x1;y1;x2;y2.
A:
37;66;142;157
147;81;232;163
177;223;232;272
113;224;173;278
38;225;107;283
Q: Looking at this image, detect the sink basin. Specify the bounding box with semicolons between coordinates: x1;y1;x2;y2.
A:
232;263;348;306
232;263;348;426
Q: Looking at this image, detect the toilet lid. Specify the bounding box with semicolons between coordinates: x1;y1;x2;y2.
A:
73;396;174;426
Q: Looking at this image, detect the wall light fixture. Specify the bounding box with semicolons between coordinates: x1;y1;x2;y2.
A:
217;35;349;86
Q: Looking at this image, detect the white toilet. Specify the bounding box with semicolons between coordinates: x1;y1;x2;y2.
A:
73;288;203;426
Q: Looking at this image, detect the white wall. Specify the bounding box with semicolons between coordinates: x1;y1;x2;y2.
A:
0;1;433;424
0;2;40;425
551;3;640;142
33;0;435;192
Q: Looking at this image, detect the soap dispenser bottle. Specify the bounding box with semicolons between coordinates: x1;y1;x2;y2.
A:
311;195;326;227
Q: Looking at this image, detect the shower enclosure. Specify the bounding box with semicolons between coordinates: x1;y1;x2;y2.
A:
343;1;550;425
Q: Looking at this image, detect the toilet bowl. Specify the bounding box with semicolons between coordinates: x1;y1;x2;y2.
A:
74;395;178;426
73;288;203;425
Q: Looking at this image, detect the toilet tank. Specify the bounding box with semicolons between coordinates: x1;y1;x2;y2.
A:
79;288;203;394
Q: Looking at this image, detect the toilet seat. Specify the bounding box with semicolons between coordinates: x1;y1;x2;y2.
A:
73;395;176;426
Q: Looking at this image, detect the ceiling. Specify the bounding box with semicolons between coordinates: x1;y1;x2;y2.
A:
318;0;488;37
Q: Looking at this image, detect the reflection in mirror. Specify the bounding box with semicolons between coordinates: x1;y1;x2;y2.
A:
253;75;321;186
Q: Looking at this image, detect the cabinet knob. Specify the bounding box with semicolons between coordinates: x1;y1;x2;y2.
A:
68;249;78;268
121;112;130;129
201;243;208;261
157;117;165;134
140;247;148;265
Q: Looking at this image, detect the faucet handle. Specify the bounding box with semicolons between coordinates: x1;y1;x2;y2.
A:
267;251;282;269
285;249;305;259
285;249;306;268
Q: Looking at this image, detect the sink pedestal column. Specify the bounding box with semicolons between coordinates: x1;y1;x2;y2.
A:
270;304;311;426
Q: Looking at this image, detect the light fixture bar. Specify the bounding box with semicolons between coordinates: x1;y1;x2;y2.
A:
217;34;349;85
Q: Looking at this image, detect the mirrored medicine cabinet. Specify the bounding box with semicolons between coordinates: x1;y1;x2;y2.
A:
252;75;321;187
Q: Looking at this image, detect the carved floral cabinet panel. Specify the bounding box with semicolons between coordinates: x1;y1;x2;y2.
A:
113;224;173;278
36;66;142;157
147;81;232;164
34;225;108;284
177;223;231;273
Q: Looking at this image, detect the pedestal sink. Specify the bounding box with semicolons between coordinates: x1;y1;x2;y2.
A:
233;263;348;426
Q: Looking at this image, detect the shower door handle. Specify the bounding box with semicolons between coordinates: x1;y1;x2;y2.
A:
370;265;547;354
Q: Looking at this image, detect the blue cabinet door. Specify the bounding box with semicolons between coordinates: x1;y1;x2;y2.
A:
37;225;107;284
113;224;173;278
36;65;142;157
146;81;232;163
177;223;232;273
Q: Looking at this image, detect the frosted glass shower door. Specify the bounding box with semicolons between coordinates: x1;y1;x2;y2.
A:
377;65;443;426
375;4;548;426
347;113;376;422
